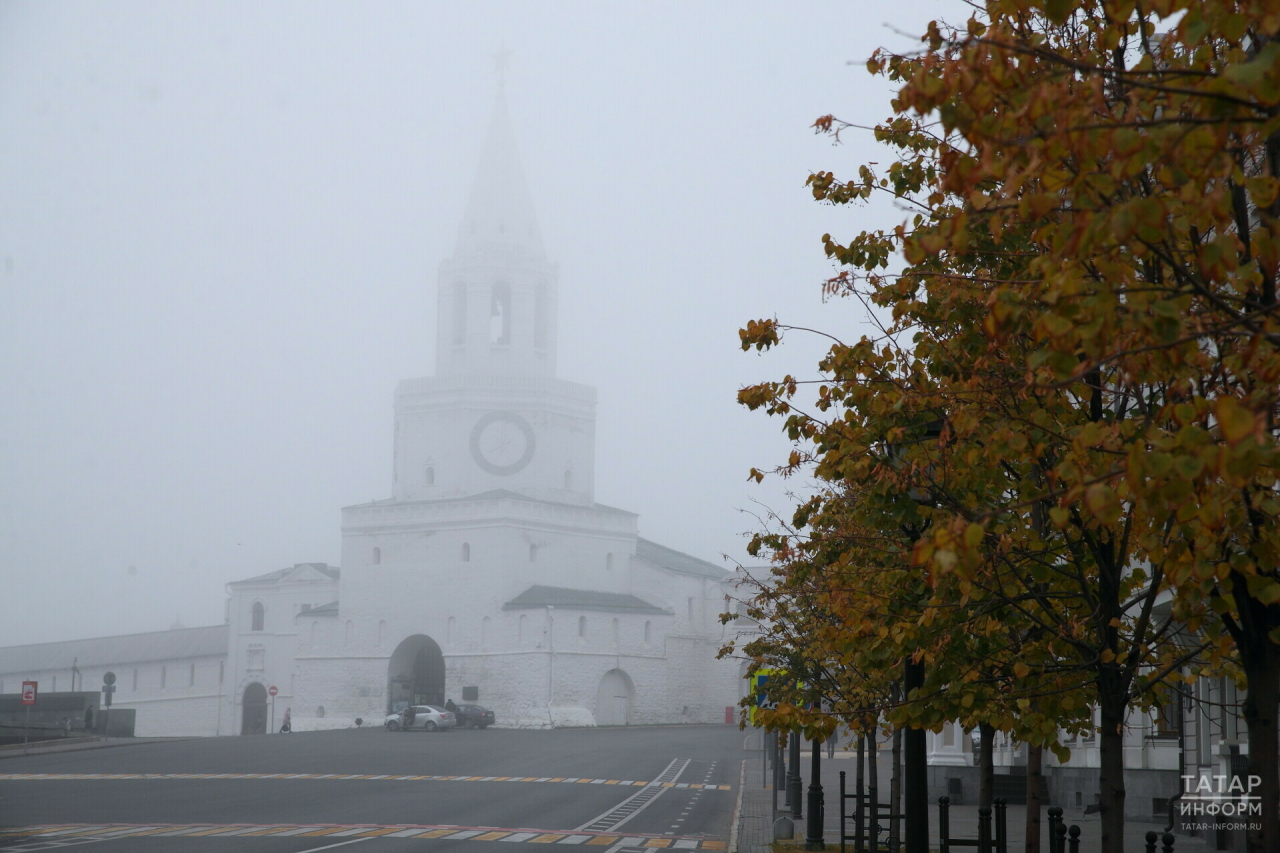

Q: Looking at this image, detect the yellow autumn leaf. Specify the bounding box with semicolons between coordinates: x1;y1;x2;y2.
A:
1215;397;1255;446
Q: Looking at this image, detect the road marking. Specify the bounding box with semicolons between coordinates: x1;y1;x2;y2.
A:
0;824;725;848
304;838;374;851
0;771;732;790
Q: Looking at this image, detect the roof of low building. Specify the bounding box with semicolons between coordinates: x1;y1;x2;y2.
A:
635;538;731;580
503;585;669;615
0;624;229;675
230;563;340;586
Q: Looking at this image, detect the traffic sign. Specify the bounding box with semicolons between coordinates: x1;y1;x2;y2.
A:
268;685;278;697
21;681;37;705
103;671;116;686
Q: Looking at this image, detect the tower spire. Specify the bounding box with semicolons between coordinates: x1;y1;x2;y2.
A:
452;60;545;262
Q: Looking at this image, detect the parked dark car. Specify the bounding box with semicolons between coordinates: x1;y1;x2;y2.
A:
453;703;495;729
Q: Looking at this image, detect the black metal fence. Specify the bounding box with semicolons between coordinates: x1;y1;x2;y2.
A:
835;777;1180;853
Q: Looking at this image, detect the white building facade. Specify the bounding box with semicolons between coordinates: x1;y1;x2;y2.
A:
0;87;741;738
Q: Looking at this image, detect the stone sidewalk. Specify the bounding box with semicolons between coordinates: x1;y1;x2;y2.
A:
734;750;1213;853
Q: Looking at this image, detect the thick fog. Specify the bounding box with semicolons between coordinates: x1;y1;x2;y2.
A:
0;1;941;647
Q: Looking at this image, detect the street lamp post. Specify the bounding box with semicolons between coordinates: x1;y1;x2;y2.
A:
903;658;928;853
805;736;825;850
789;732;803;819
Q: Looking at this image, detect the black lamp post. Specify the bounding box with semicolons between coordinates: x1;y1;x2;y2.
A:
789;731;803;819
805;735;825;850
903;658;928;853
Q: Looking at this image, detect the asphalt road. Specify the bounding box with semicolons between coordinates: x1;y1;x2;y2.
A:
0;725;744;852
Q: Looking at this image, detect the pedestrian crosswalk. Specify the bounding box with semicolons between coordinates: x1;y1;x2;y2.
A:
0;773;732;790
0;824;729;849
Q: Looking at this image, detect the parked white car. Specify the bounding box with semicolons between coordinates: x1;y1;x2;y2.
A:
385;705;456;732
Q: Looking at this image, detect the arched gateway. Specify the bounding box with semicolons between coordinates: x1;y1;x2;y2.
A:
594;668;634;726
241;682;268;735
387;635;445;713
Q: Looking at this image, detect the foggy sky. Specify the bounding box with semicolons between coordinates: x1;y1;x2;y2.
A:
0;1;944;646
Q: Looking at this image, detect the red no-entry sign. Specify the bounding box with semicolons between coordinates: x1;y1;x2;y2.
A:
21;681;36;705
268;685;278;697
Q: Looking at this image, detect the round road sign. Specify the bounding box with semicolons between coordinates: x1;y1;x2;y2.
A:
103;671;116;686
268;685;278;697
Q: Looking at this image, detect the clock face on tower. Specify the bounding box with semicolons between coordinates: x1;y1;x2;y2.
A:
469;410;537;476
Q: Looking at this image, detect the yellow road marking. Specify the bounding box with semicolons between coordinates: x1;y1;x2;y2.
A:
243;827;299;836
586;836;619;845
530;834;567;843
415;829;458;838
475;832;512;840
357;827;407;837
548;778;565;782
301;827;353;836
702;842;727;849
644;840;672;848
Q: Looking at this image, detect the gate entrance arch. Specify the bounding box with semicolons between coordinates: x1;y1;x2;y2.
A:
387;635;445;714
594;668;634;726
241;682;268;735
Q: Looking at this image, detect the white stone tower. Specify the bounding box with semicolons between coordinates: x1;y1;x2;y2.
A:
390;87;596;506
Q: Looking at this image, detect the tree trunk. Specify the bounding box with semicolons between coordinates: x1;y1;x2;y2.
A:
1098;697;1127;853
1241;639;1280;853
1024;743;1042;853
979;723;995;808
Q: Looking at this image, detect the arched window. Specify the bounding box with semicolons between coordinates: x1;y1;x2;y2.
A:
462;542;471;562
529;543;537;562
251;602;265;632
344;620;353;646
612;618;619;646
378;620;387;647
447;617;456;645
424;466;435;485
161;666;167;688
606;553;613;571
644;621;651;644
534;281;549;349
452;282;467;345
311;621;318;644
317;705;326;718
564;470;573;490
372;547;381;565
578;615;586;638
482;616;491;649
189;663;195;687
519;614;527;643
490;282;511;345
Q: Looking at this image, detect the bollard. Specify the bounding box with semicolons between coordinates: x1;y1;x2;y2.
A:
994;798;1007;853
1052;822;1067;853
1047;807;1063;853
938;797;950;853
1161;832;1175;852
978;807;992;853
1067;825;1080;853
1144;831;1158;853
